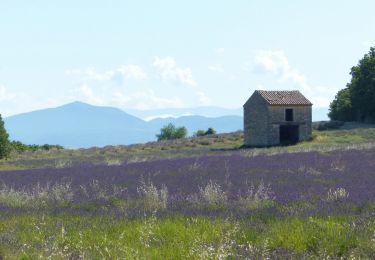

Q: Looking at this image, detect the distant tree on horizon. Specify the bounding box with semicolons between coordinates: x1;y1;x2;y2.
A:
205;127;216;135
156;123;187;141
329;47;375;122
194;129;206;137
0;114;10;159
10;141;64;153
194;127;217;137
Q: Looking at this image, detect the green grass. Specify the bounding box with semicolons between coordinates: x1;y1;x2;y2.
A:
1;213;374;259
265;217;357;256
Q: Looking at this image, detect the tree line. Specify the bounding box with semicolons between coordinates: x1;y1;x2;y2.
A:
156;123;216;141
329;47;375;122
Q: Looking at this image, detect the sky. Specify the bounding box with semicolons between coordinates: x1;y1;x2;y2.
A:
0;0;374;117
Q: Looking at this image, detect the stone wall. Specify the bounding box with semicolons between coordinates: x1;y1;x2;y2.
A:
243;92;269;146
267;105;312;144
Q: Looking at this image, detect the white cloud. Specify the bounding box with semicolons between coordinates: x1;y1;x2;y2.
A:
66;65;147;84
196;91;211;106
254;50;308;91
73;84;105;105
253;50;337;107
69;83;184;110
152;56;197;87
254;50;287;75
66;68;112;81
114;89;184;110
0;86;65;117
117;65;147;80
208;64;224;73
114;89;210;110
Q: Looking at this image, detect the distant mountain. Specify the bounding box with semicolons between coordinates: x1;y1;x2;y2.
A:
126;107;242;120
4;102;243;148
5;102;150;148
127;106;329;121
148;116;242;134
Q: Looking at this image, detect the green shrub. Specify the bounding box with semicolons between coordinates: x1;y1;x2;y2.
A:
10;141;64;153
156;123;187;141
194;128;217;137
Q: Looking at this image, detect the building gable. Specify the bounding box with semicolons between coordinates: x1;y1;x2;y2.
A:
243;90;268;108
255;90;312;106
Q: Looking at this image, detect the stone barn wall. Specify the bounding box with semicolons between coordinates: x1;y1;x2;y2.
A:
267;105;312;145
244;90;312;147
244;92;268;146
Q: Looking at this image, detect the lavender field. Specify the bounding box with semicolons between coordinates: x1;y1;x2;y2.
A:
1;148;375;210
1;141;375;258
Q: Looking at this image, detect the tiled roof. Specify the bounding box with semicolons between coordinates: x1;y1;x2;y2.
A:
256;90;312;105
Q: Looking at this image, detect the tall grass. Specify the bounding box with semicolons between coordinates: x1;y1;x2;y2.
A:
137;180;168;213
1;214;374;259
0;181;74;208
198;181;227;208
239;181;275;209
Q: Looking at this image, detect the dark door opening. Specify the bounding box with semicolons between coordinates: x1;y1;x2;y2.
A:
279;125;299;144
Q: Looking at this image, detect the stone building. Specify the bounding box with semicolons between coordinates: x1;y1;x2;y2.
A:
243;90;312;146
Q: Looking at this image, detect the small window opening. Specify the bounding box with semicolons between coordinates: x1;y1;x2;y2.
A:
285;109;293;121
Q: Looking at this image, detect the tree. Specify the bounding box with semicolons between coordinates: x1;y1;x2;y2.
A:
156;123;187;141
174;126;188;139
349;47;375;121
194;129;206;137
328;88;354;121
0;114;10;159
156;123;176;140
205;127;216;135
329;47;375;122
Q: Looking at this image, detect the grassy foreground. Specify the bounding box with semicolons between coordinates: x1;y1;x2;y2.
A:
1;213;374;259
1;126;375;258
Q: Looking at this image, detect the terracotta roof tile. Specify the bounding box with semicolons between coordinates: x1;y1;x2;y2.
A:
256;90;312;105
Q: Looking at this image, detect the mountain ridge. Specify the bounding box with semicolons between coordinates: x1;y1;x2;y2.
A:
4;102;243;148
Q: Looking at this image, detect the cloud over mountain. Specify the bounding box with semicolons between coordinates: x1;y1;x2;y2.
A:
253;50;337;108
153;56;197;87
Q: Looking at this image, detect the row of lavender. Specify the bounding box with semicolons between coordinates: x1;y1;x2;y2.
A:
0;148;374;215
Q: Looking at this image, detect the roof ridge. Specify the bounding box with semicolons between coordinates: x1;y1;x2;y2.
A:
254;90;312;105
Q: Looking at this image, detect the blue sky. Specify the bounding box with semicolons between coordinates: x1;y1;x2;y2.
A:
0;0;374;116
